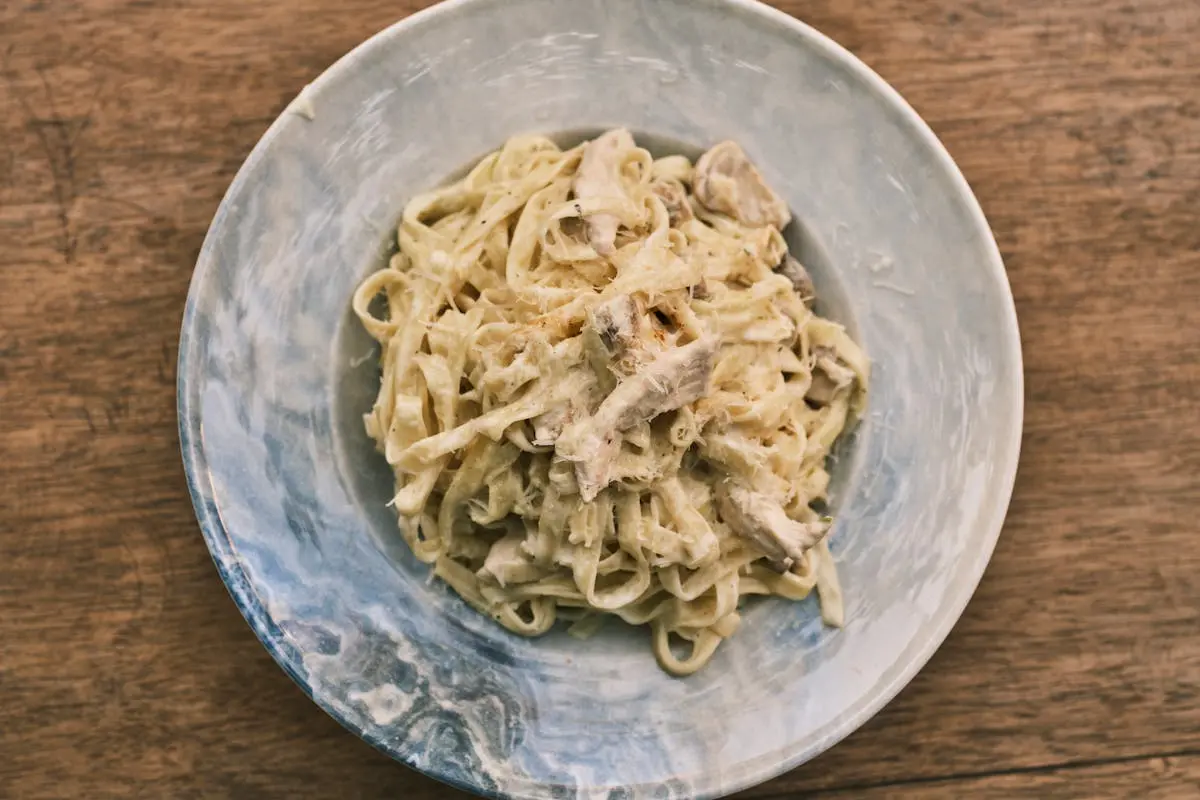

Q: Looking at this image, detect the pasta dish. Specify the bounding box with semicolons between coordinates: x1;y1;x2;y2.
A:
353;130;868;675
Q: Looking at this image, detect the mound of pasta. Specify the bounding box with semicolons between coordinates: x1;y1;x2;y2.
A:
353;130;868;675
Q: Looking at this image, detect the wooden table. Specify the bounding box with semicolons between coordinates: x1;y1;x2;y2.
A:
3;1;1198;797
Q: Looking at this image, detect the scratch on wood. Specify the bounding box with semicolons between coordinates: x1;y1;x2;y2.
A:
3;54;94;263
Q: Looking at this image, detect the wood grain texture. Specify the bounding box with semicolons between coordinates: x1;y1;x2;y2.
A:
789;754;1200;799
1;0;1197;798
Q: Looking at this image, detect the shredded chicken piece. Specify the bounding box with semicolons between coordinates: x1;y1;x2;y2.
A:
478;534;543;587
532;370;600;446
582;294;642;392
650;177;694;227
532;406;568;447
591;294;640;354
591;337;716;438
573;128;635;255
776;255;816;307
693;141;791;229
557;337;717;501
716;482;829;571
806;346;858;406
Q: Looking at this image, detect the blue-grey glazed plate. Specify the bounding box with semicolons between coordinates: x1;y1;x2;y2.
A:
177;0;1023;797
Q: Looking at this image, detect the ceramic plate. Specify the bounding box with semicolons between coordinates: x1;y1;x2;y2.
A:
178;0;1023;796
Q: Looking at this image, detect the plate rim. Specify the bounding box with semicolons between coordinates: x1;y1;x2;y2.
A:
177;0;1025;796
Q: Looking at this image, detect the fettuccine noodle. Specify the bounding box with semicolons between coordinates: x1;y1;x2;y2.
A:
354;130;867;675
